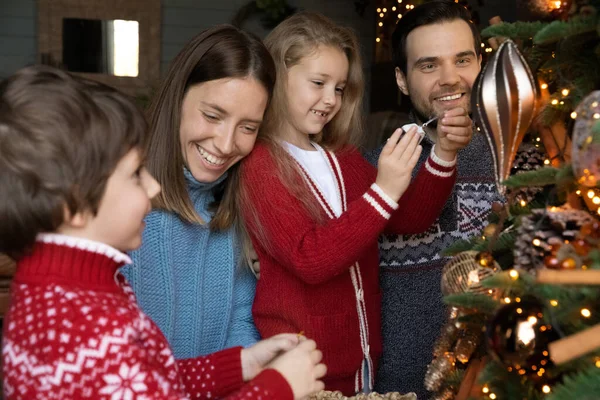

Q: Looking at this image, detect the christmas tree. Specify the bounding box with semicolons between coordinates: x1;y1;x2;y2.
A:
425;1;600;399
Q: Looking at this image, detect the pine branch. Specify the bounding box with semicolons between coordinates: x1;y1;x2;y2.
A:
549;365;600;400
528;43;554;71
441;237;482;256
481;21;546;41
534;16;598;45
480;270;534;292
503;167;560;187
442;369;466;390
536;102;568;126
444;293;499;314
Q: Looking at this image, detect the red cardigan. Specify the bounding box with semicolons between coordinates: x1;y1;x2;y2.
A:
2;237;292;400
241;142;456;395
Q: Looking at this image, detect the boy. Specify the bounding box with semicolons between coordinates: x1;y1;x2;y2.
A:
0;65;325;399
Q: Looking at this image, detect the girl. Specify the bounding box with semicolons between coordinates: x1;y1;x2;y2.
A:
239;12;470;395
121;25;272;358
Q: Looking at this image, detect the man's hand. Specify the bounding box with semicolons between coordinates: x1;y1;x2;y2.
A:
435;107;473;161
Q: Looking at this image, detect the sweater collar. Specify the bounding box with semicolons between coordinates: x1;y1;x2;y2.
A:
14;233;131;291
183;167;227;192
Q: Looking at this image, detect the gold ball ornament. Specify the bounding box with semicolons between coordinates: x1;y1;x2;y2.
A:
441;251;500;296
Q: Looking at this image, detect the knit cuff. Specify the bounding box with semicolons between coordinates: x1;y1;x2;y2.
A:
426;146;456;178
251;369;294;400
213;346;244;395
362;183;399;220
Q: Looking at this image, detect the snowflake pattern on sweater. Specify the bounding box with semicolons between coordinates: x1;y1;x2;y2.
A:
2;235;292;400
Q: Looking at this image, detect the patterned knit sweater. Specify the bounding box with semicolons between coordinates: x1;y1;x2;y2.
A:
366;128;499;399
2;234;293;400
240;142;456;396
122;170;260;359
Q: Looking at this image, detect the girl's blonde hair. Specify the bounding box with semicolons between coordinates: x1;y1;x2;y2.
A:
238;12;366;262
262;10;365;150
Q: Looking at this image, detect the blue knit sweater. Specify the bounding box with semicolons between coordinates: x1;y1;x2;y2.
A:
121;169;260;359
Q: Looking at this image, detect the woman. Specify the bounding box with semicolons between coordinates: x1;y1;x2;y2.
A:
121;25;275;358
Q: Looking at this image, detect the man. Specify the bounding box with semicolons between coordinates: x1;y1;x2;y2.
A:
367;1;500;398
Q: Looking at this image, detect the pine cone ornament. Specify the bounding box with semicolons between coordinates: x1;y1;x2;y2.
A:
511;143;546;172
455;327;480;364
514;206;597;271
425;353;456;392
430;388;455;400
432;321;460;358
508;143;547;204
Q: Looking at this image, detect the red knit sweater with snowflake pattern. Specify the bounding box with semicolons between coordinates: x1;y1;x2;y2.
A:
241;142;456;395
2;235;293;400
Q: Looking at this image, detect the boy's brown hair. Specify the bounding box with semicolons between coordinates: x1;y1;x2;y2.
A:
0;65;148;259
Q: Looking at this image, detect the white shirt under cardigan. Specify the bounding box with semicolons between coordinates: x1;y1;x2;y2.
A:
284;141;343;217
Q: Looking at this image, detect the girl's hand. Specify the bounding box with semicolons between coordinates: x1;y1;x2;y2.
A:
240;333;302;381
376;126;422;201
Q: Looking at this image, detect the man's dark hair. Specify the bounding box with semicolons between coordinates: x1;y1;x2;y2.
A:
392;0;481;74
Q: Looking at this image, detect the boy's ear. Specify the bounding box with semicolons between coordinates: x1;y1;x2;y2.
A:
395;67;409;96
62;205;89;229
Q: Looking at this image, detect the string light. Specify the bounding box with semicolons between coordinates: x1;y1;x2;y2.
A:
397;14;402;18
571;111;578;119
542;385;551;394
379;22;383;26
541;83;548;89
550;300;558;307
594;113;600;119
581;308;592;318
392;6;396;11
536;137;541;142
379;12;384;17
504;297;512;304
377;7;381;12
561;88;569;96
576;190;582;195
520;200;527;207
383;7;387;12
376;38;381;43
533;238;542;246
509;270;519;280
593;197;600;205
544;159;550;165
490;394;497;400
588;190;595;199
595;358;600;368
551;99;559;105
482;386;490;394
